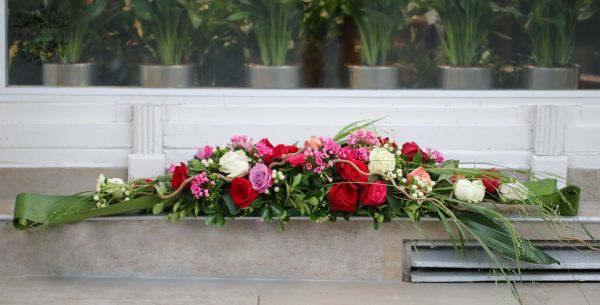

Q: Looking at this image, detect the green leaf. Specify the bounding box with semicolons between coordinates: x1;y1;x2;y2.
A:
205;214;217;225
455;210;557;265
173;201;181;213
215;213;226;227
251;199;266;209
222;193;239;215
307;197;319;206
271;204;283;216
386;191;403;212
261;206;271;222
292;174;303;188
152;202;165;215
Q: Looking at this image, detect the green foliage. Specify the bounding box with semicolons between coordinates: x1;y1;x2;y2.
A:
432;0;492;66
344;0;409;66
496;0;597;67
14;0;108;63
131;0;197;65
228;0;302;66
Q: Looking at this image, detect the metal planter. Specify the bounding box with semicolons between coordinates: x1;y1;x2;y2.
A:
438;65;493;90
247;64;301;89
43;63;97;86
348;65;399;89
524;65;580;90
140;64;196;88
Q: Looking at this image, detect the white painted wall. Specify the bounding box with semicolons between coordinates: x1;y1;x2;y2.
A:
0;88;598;175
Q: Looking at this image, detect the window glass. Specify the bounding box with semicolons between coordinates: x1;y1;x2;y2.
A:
7;0;600;89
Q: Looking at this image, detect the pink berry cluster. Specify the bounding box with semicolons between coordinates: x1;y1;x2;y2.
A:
190;172;215;199
230;135;253;151
303;137;342;174
425;148;445;164
347;129;379;148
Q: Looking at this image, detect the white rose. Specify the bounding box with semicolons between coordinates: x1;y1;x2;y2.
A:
107;178;124;185
499;182;529;202
102;177;126;199
454;179;485;203
219;150;251;178
368;147;396;174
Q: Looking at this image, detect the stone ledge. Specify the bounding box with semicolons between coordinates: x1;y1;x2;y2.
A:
2;214;599;280
0;276;599;305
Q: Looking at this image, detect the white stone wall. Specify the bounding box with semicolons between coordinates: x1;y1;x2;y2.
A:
0;89;599;179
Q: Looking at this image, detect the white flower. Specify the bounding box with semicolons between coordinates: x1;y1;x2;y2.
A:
219;150;251;178
96;174;106;191
499;182;529;202
454;179;485;203
107;178;124;185
368;147;396;174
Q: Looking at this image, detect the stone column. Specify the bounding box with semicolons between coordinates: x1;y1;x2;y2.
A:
128;103;165;180
530;105;568;188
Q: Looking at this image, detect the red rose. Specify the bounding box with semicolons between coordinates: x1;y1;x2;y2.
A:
228;177;259;209
171;162;189;190
258;138;274;149
336;160;369;183
480;169;501;193
286;153;306;167
401;141;429;162
272;144;299;161
327;184;359;212
360;181;388;206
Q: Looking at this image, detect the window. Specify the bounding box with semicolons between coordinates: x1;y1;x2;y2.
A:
6;0;600;89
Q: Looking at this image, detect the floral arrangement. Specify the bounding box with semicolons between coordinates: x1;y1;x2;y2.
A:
14;121;583;296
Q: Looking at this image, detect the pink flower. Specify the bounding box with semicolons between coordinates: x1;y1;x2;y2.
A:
248;163;272;193
230;135;253;151
426;148;445;164
347;129;379;147
195;145;214;160
256;138;274;158
190;172;210;199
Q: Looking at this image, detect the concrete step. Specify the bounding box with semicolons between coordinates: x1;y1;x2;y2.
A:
2;208;600;280
0;276;599;305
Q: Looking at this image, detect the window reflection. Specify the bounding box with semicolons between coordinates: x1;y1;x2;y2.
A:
7;0;600;89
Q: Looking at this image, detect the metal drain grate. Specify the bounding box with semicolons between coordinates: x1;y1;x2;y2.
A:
403;241;600;282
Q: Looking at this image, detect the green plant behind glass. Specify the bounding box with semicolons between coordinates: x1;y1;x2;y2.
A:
433;0;492;66
496;0;597;67
132;0;195;65
228;0;301;66
345;0;407;66
35;0;107;63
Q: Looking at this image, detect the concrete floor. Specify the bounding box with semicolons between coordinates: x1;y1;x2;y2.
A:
0;276;599;305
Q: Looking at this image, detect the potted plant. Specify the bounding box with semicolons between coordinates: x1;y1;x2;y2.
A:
500;0;596;89
433;0;494;89
228;0;302;89
344;0;408;89
19;0;107;86
301;0;345;88
131;0;196;88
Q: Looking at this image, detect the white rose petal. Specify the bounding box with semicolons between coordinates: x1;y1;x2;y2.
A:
454;179;485;203
107;178;125;185
219;150;251;178
368;147;396;174
499;182;529;202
